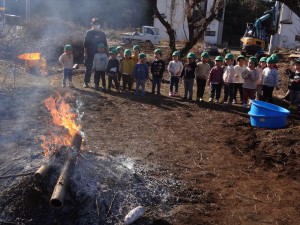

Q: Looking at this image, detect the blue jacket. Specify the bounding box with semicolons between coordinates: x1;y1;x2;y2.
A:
133;63;149;80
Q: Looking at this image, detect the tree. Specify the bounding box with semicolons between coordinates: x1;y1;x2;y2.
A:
148;0;225;57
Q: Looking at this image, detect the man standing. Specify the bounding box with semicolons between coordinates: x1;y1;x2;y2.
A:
83;18;108;88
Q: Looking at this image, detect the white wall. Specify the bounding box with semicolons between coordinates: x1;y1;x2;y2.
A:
154;0;224;44
154;0;188;41
276;4;300;49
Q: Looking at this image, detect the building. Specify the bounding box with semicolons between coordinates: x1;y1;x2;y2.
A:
153;0;225;45
276;4;300;49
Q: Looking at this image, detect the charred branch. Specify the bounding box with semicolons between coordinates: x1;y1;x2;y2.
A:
50;133;82;208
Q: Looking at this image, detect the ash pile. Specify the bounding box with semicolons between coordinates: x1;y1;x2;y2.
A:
0;133;174;225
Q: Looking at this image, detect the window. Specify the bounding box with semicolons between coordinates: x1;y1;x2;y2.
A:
205;31;216;36
295;35;300;42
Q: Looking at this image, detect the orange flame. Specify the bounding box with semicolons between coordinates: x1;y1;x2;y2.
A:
18;53;41;60
41;93;81;157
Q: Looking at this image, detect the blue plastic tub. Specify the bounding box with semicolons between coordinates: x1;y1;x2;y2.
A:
248;100;290;129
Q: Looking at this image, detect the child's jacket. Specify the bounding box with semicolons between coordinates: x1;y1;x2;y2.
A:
120;58;135;75
93;53;108;71
167;61;183;77
288;72;300;91
59;53;73;69
107;58;120;75
261;67;278;87
133;63;149;80
181;61;197;79
151;59;165;79
223;65;235;83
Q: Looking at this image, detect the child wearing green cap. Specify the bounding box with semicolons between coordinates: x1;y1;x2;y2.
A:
233;55;247;104
92;43;108;91
223;53;235;105
287;58;300;110
167;51;183;97
208;56;224;103
241;57;259;108
133;53;149;96
151;49;165;95
195;52;211;102
107;48;120;92
120;49;135;93
261;56;279;103
132;45;141;65
59;44;74;87
255;57;267;100
181;52;197;101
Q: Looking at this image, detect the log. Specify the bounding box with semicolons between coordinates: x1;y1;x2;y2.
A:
34;164;51;182
50;133;82;208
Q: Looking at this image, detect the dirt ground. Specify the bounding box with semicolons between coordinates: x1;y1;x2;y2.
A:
0;56;300;225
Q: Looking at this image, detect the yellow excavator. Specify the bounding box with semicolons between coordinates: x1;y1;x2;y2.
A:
241;2;279;56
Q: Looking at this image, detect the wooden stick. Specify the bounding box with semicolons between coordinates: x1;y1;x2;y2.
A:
106;192;117;217
0;172;34;180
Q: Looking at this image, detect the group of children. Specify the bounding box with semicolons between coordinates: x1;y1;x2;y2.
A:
58;44;300;110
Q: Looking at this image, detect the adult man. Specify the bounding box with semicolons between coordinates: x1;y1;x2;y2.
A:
83;18;108;88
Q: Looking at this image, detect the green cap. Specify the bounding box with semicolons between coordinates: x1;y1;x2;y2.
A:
64;44;72;51
237;55;245;61
266;56;276;64
97;43;105;49
124;49;131;56
110;48;118;54
201;51;210;58
172;51;180;57
139;53;147;59
133;45;140;51
215;56;224;62
270;54;279;63
293;57;300;64
225;53;234;60
187;52;196;59
154;49;162;55
249;56;258;66
259;57;267;62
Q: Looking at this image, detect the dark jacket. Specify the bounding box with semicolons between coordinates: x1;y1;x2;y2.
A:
181;61;197;79
107;58;120;75
151;59;165;79
288;72;300;91
84;29;108;58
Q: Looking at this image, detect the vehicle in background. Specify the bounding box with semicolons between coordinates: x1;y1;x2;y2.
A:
240;2;279;56
120;26;160;46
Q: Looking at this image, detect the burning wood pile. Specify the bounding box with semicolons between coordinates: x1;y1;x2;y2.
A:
36;93;83;208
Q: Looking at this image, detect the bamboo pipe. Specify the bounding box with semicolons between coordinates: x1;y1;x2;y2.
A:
34;164;51;182
50;133;82;208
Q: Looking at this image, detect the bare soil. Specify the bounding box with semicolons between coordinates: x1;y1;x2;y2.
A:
0;56;299;225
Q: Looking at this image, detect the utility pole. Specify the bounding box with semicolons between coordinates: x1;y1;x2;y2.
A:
26;0;30;20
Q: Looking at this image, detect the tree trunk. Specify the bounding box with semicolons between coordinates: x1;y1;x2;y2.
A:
148;0;177;54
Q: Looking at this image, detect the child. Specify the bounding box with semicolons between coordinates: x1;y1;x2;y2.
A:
208;56;224;103
120;49;135;93
132;45;140;64
261;56;279;103
181;52;197;101
233;55;247;104
116;46;124;83
223;53;235;105
255;57;267;100
151;49;165;95
107;48;120;92
59;44;74;88
167;51;183;97
133;53;149;96
195;51;211;102
287;58;300;110
92;43;108;91
242;56;259;108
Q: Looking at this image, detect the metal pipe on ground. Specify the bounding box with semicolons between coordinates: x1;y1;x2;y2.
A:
50;133;82;208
